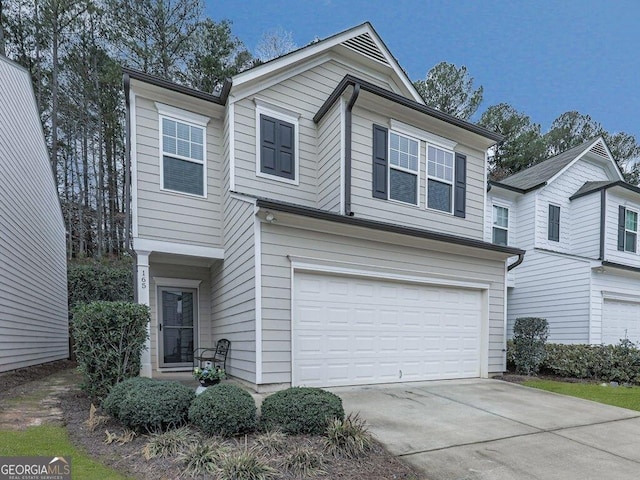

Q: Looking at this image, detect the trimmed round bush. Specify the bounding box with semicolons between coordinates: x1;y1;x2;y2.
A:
260;387;344;435
102;376;154;418
115;380;195;432
189;384;256;436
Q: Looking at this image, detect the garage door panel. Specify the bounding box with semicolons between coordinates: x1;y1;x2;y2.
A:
602;299;640;345
293;272;484;387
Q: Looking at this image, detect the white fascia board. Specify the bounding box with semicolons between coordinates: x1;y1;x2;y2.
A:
130;88;139;238
254;205;263;384
227;101;236;191
133;238;224;259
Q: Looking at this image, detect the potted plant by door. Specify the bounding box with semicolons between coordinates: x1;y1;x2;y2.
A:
193;366;226;387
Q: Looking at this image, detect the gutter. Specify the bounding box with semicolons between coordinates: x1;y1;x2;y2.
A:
507;253;524;271
344;83;360;216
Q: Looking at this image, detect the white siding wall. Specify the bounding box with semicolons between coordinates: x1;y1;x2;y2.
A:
134;93;223;247
148;262;211;375
571;194;601;258
349;106;487;239
0;57;68;372
316;100;342;212
260;221;508;385
211;197;257;383
535;160;609;253
603;189;640;268
515;193;536;251
507;250;591;343
590;269;640;345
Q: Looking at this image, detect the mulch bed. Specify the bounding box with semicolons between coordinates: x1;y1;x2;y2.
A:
0;361;420;479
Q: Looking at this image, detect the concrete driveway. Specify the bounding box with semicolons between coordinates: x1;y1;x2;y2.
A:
332;379;640;480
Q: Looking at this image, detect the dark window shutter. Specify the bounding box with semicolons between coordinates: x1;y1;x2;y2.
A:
618;205;626;251
454;153;466;218
260;114;295;180
372;124;388;199
548;205;560;241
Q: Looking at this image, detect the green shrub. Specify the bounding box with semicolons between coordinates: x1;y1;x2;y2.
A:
189;384;256;436
542;340;640;384
101;377;154;418
72;301;150;399
116;380;195;432
67;257;134;310
513;317;548;375
260;387;344;435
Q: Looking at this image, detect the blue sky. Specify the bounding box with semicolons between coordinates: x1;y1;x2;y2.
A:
206;0;639;142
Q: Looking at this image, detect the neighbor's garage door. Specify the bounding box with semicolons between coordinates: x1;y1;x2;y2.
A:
293;272;483;387
602;299;640;345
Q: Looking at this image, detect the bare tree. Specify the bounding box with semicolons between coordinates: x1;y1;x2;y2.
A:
255;26;296;62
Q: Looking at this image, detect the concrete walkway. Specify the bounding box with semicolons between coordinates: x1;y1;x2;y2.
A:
333;379;640;480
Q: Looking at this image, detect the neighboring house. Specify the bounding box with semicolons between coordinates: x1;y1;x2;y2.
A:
124;23;522;392
0;55;68;372
487;136;640;345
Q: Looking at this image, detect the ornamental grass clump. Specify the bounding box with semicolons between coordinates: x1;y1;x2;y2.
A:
324;413;373;458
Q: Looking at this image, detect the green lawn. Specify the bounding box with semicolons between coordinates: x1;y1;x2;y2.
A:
0;425;130;480
524;379;640;411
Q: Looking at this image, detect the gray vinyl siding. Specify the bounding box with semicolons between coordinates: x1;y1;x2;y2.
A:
211;197;257;383
317;100;342;212
507;250;591;343
571;194;601;258
148;262;212;375
0;57;68;372
603;189;640;268
260;221;508;384
350;105;487;239
134;93;223;247
535;160;608;253
233;60;393;207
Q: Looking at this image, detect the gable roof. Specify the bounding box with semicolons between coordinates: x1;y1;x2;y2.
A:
231;22;424;103
491;137;623;193
570;180;640;200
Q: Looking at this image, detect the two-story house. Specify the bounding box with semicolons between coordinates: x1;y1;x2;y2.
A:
124;23;522;392
487;136;640;345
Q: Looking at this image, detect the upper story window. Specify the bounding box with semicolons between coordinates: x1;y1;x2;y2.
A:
492;205;509;246
255;100;299;185
372;121;466;217
427;145;454;213
619;206;638;253
548;204;561;242
157;103;208;197
389;132;419;205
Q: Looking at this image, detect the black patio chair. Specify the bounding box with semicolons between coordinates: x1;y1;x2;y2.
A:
193;338;231;371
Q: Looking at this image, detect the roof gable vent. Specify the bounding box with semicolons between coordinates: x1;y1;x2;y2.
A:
589;141;609;159
341;33;389;66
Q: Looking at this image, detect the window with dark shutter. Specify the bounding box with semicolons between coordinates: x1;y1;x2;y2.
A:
622;207;638;253
618;206;627;251
260;114;295;180
548;205;560;242
454;153;466;218
372;124;388;199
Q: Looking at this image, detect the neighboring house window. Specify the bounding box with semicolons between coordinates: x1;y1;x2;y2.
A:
255;101;299;184
389;131;419;205
427;145;454;213
492;205;509;245
157;103;208;197
548;204;560;242
618;206;638;253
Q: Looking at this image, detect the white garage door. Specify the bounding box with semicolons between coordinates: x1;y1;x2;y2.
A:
293;272;483;387
602;299;640;345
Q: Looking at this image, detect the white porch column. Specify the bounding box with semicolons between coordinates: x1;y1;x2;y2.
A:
136;250;152;377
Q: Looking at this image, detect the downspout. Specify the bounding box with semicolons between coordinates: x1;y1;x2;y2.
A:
344;83;360;216
507;252;525;271
123;72;137;301
599;188;606;260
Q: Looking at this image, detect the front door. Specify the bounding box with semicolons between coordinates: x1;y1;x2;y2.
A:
158;287;197;367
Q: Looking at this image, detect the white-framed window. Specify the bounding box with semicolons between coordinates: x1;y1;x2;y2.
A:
255;100;300;185
492;205;509;246
427;144;454;213
625;209;638;253
388;131;419;205
156;103;209;197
